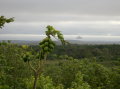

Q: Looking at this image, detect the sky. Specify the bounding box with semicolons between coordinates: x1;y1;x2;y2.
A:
0;0;120;41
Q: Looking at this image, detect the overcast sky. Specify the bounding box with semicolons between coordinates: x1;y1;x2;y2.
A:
0;0;120;41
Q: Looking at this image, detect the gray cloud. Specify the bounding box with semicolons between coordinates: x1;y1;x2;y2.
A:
1;0;120;16
1;21;120;36
0;0;120;41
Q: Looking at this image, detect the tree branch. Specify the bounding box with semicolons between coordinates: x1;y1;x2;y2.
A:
28;61;36;73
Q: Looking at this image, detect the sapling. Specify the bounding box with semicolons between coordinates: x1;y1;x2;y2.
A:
22;25;68;89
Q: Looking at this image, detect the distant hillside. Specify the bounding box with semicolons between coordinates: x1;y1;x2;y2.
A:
68;40;120;45
1;40;120;45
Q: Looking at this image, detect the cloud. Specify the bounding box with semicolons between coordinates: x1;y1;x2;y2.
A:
1;21;120;35
1;0;120;16
0;0;120;41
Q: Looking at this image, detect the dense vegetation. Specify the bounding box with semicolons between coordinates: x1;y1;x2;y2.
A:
32;44;120;61
0;41;120;89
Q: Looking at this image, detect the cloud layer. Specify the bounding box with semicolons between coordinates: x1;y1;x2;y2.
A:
0;0;120;40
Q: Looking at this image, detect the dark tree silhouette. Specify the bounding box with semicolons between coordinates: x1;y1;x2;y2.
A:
0;16;14;29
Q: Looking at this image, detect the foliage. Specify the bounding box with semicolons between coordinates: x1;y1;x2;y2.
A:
0;37;120;89
0;40;120;89
70;72;91;89
25;74;64;89
45;44;120;62
22;25;67;89
44;59;120;89
0;16;14;28
0;41;30;89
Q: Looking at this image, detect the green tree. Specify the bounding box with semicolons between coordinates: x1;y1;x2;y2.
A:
0;41;29;89
70;72;91;89
25;74;64;89
22;25;67;89
0;16;14;29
